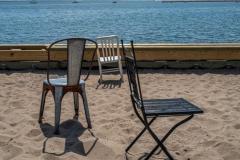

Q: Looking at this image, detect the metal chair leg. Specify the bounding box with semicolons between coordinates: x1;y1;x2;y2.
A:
145;115;194;160
125;116;173;160
73;92;79;119
54;87;63;134
126;117;156;153
145;123;174;160
80;83;92;129
38;85;49;123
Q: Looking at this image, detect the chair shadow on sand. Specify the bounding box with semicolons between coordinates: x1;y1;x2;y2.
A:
96;79;123;89
40;119;98;156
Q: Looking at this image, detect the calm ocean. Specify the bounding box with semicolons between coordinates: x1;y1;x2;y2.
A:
0;1;240;43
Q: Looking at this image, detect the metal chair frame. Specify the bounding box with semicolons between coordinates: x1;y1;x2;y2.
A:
38;38;97;134
122;40;203;160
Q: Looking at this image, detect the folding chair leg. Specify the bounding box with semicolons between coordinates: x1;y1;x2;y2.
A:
73;92;79;119
126;117;156;153
54;87;63;134
80;83;92;129
146;123;174;160
38;85;48;123
145;115;194;160
119;60;123;81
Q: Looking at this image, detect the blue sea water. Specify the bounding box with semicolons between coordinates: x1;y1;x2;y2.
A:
0;1;240;43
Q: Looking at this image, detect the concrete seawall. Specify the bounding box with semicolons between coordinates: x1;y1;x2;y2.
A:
1;43;240;69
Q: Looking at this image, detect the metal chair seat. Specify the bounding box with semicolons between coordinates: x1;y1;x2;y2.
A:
44;78;85;86
99;56;119;63
143;98;203;116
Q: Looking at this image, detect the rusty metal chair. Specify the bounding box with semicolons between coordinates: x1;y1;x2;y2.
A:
38;38;97;134
122;40;204;160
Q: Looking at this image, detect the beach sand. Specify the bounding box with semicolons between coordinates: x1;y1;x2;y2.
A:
0;69;240;160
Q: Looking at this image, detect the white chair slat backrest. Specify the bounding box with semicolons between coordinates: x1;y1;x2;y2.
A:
97;35;120;63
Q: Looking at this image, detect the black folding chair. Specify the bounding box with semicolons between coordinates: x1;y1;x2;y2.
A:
121;40;204;160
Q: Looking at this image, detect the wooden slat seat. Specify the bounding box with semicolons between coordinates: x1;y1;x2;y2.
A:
99;56;119;63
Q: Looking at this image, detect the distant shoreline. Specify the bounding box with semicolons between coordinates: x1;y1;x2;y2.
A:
1;0;240;2
161;0;240;2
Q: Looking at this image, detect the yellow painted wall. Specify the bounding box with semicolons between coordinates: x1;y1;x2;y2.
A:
1;44;240;61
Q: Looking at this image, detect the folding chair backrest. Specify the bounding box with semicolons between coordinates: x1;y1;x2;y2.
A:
96;35;120;62
47;38;97;86
122;41;143;107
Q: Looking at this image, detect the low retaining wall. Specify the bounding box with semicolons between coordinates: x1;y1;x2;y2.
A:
1;43;240;69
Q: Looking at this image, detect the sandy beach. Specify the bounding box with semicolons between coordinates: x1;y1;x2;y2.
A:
0;69;240;160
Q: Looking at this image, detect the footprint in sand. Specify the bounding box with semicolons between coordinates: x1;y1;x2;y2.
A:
215;141;240;160
9;100;23;107
0;144;23;160
214;141;235;154
233;106;240;112
26;129;42;138
222;150;240;160
207;100;217;106
72;140;117;160
3;82;14;86
201;140;218;147
31;113;39;119
0;123;7;131
44;137;65;155
41;155;59;160
0;115;5;121
25;146;42;157
233;124;240;130
0;135;13;147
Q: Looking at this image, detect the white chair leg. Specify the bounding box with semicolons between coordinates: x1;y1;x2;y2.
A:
54;87;63;134
73;92;79;119
80;83;92;129
119;60;123;81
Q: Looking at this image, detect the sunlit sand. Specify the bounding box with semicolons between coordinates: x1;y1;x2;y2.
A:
0;69;240;160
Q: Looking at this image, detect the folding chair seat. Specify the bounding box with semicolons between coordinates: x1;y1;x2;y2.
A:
143;98;203;116
122;40;203;160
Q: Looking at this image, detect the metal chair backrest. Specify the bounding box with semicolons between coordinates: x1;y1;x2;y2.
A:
122;40;144;108
47;38;97;86
96;35;120;62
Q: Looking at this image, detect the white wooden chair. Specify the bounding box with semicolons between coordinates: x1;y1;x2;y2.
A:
96;35;123;82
